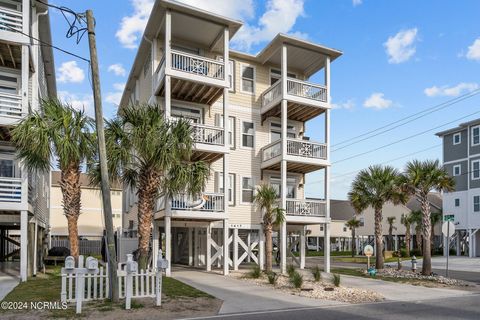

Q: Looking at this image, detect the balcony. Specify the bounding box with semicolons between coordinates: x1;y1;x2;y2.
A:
261;78;328;123
0;92;23;126
261;138;328;173
283;199;327;224
0;5;22;33
190;123;226;162
155;192;226;221
154;50;227;105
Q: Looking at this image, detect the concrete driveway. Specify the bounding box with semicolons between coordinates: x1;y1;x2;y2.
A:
0;262;20;301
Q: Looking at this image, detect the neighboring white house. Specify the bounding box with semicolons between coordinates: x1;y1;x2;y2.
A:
0;0;56;281
436;119;480;257
119;0;341;275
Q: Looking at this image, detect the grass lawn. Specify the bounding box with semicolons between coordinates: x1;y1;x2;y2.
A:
333;256;419;264
293;251;354;257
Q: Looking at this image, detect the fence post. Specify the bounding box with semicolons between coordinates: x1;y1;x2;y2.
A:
156;249;167;306
75;255;84;314
61;272;67;303
125;253;138;310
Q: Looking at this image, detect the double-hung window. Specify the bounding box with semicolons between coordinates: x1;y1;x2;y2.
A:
472;126;480;146
474;196;480;212
270;68;297;85
242;177;254;203
242;121;254;148
228;60;235;92
453;164;461;176
241;65;255;94
216;115;236;149
472;160;480;180
219;173;235;205
453;132;461;145
455;198;460;207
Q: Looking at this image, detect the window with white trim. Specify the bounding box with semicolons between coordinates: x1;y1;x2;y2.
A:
474;196;480;212
241;65;255;94
453;132;461;145
270;176;296;199
228;60;235;92
241;177;254;203
270;122;296;142
216;115;236;149
0;72;20;95
242;121;254;148
455;198;460;207
472;160;480;180
270;68;297;85
219;173;235;205
453;164;461;176
472;126;480;146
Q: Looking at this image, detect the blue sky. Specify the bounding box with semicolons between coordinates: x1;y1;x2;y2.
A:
49;0;480;199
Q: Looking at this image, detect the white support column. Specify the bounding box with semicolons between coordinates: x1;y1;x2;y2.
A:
20;210;28;281
188;227;193;266
152;221;159;269
164;9;171;119
259;227;265;270
223;219;229;275
324;223;330;273
280;44;288;274
469;229;473;258
223;27;230;86
233;228;238;270
300;227;306;269
280;160;287;274
165;216;171;277
33;219;38;276
194;228;199;267
394;235;398;251
247;232;251;263
324;55;331;103
456;231;461;256
206;224;212;271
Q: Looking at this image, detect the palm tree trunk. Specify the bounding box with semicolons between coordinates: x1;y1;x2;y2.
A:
374;208;384;269
405;227;411;257
265;224;273;272
351;228;356;257
137;170;160;270
415;228;422;255
431;223;435;255
421;194;432;275
60;164;81;258
388;226;393;251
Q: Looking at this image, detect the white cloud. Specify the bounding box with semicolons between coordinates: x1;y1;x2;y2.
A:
116;0;154;49
352;0;362;6
58;91;93;115
363;93;392;110
424;82;479;97
466;38;480;61
383;28;418;64
56;61;85;83
108;63;127;77
332;99;355;110
105;83;126;106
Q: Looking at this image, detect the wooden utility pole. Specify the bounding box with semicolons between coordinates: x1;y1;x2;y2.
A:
86;9;119;302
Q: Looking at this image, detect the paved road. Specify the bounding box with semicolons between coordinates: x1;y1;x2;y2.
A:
187;294;480;320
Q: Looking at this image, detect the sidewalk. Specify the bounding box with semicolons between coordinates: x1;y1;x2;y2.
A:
173;269;344;314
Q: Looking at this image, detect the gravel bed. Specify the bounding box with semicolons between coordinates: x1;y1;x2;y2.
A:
373;267;468;286
231;273;384;304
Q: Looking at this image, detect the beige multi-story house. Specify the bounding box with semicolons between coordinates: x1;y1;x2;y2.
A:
0;0;56;281
49;172;123;239
120;0;341;276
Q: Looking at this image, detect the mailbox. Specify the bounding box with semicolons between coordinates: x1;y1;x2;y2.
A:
65;256;75;270
158;258;168;270
86;257;98;271
126;260;138;273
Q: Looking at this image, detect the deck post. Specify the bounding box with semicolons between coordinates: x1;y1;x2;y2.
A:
188;227;193;266
206;224;212;271
165;216;171;276
223;219;229;275
233;228;238;270
20;210;28;281
300;227;306;269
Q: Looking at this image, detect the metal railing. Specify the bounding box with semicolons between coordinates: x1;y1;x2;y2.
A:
154;55;166;90
287;78;327;102
0;92;23;119
286;138;327;159
171;192;224;212
262;140;282;162
0;6;22;33
262;80;281;107
191;123;224;146
285;199;326;216
171;50;224;80
0;177;22;203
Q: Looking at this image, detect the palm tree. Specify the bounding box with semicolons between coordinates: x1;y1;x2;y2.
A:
410;210;423;255
253;184;285;273
12;99;95;258
400;213;413;257
91;104;210;269
345;218;360;257
349;165;406;269
430;210;442;254
400;160;455;275
386;216;397;251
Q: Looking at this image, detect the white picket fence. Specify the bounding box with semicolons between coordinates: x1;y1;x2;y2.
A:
118;266;157;299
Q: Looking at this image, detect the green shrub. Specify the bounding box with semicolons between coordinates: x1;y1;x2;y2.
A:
290;271;303;289
410;249;422;257
333;274;341;287
286;264;296;277
267;272;278;285
311;265;321;282
399;249;408;258
249;265;261;279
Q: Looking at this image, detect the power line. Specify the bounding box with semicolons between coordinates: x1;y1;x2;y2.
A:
332;89;480;153
333;109;480;165
331;88;480;149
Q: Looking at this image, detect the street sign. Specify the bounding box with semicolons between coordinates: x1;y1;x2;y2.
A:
442;221;455;238
444;214;454;222
364;245;374;257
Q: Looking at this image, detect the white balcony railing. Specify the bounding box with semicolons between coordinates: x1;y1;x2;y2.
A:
192;123;224;146
171;192;224;212
287;78;327;102
171;50;224;80
262;80;281;107
286;138;327;159
262;139;327;162
285;199;326;216
0;92;23;119
0;177;22;203
0;6;22;33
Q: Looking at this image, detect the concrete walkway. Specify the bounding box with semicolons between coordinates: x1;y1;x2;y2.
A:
173;269;344;314
0;262;20;301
